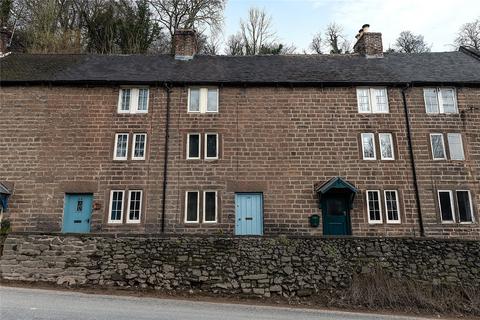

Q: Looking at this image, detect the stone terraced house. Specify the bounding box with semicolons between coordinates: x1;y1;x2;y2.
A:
0;27;479;239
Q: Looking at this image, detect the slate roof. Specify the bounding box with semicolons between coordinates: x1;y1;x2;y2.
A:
1;47;479;85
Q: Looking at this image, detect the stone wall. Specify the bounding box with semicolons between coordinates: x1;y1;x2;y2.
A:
1;234;479;297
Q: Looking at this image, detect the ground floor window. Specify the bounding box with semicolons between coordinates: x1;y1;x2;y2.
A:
185;190;218;223
108;189;144;224
108;190;124;223
384;190;400;223
438;190;474;223
127;190;143;223
366;190;382;223
185;191;199;223
457;190;474;223
203;191;217;223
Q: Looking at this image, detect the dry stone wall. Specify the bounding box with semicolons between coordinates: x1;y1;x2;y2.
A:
1;234;479;297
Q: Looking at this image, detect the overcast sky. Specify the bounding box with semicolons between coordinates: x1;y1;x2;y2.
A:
222;0;479;53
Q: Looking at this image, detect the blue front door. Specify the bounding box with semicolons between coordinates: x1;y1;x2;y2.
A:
235;193;263;236
63;193;93;233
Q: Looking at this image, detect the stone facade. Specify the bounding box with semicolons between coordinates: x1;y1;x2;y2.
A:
0;84;479;238
1;234;479;297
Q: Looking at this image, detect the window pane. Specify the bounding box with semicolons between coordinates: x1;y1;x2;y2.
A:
385;191;399;222
207;89;218;112
457;191;473;222
134;134;146;159
116;134;128;159
379;133;394;160
186;192;198;222
189;89;200;112
431;134;445;159
129;191;142;221
439;191;454;221
188;134;200;158
372;88;388;113
424;89;439;113
362;133;375;159
111;191;123;221
138;89;148;111
440;89;456;113
121;89;131;111
206;134;217;158
368;191;381;222
204;192;217;222
447;133;464;160
357;89;370;112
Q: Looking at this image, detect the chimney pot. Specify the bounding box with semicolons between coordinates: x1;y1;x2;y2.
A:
174;29;197;60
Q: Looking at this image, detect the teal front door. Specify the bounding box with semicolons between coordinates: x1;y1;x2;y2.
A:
322;194;351;236
235;193;263;235
63;193;93;233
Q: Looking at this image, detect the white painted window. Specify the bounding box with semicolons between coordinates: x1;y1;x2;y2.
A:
361;133;376;160
108;190;124;223
430;133;446;160
117;88;149;114
457;190;474;223
127;190;142;223
438;190;455;223
114;133;129;160
424;88;458;114
379;133;394;160
357;88;389;113
447;133;465;161
205;133;218;160
367;190;382;223
132;133;147;160
185;191;199;223
187;133;201;159
188;87;218;113
384;190;400;223
203;191;218;223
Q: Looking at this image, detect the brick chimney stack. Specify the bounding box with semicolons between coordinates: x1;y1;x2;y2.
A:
0;27;12;54
353;24;383;58
174;29;197;60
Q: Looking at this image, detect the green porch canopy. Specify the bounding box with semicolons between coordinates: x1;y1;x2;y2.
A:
314;177;358;209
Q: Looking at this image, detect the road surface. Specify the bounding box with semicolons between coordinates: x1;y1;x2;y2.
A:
0;286;435;320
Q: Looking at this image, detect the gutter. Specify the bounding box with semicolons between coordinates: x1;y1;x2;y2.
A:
401;84;425;237
160;83;172;233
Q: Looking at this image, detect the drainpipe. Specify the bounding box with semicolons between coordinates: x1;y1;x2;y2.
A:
161;83;172;233
401;84;425;237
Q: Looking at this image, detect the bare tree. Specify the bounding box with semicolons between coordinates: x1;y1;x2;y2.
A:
455;18;480;50
148;0;225;52
309;31;322;54
240;7;276;55
324;22;346;54
394;31;431;53
197;31;220;54
225;32;244;55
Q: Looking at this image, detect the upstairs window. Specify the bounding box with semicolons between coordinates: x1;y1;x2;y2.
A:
361;133;376;160
118;88;149;114
188;87;218;113
447;133;465;161
424;88;457;114
205;133;219;160
430;133;465;161
187;133;201;159
132;133;147;160
357;88;389;113
430;133;446;160
379;133;394;160
114;133;129;160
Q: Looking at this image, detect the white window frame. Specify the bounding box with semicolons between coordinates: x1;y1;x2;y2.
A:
113;133;129;161
384;190;401;224
361;133;376;160
456;190;475;224
430;133;446;160
204;133;219;160
126;190;142;224
438;190;455;223
366;190;383;224
357;87;389;114
108;190;124;224
379;133;395;160
188;87;219;113
132;133;147;161
186;133;201;160
185;191;200;223
447;133;465;161
423;88;458;114
203;191;218;223
117;88;149;114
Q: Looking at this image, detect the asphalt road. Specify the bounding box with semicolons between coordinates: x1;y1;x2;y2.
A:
0;286;434;320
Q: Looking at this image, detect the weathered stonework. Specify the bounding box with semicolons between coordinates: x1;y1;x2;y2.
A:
1;234;479;297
